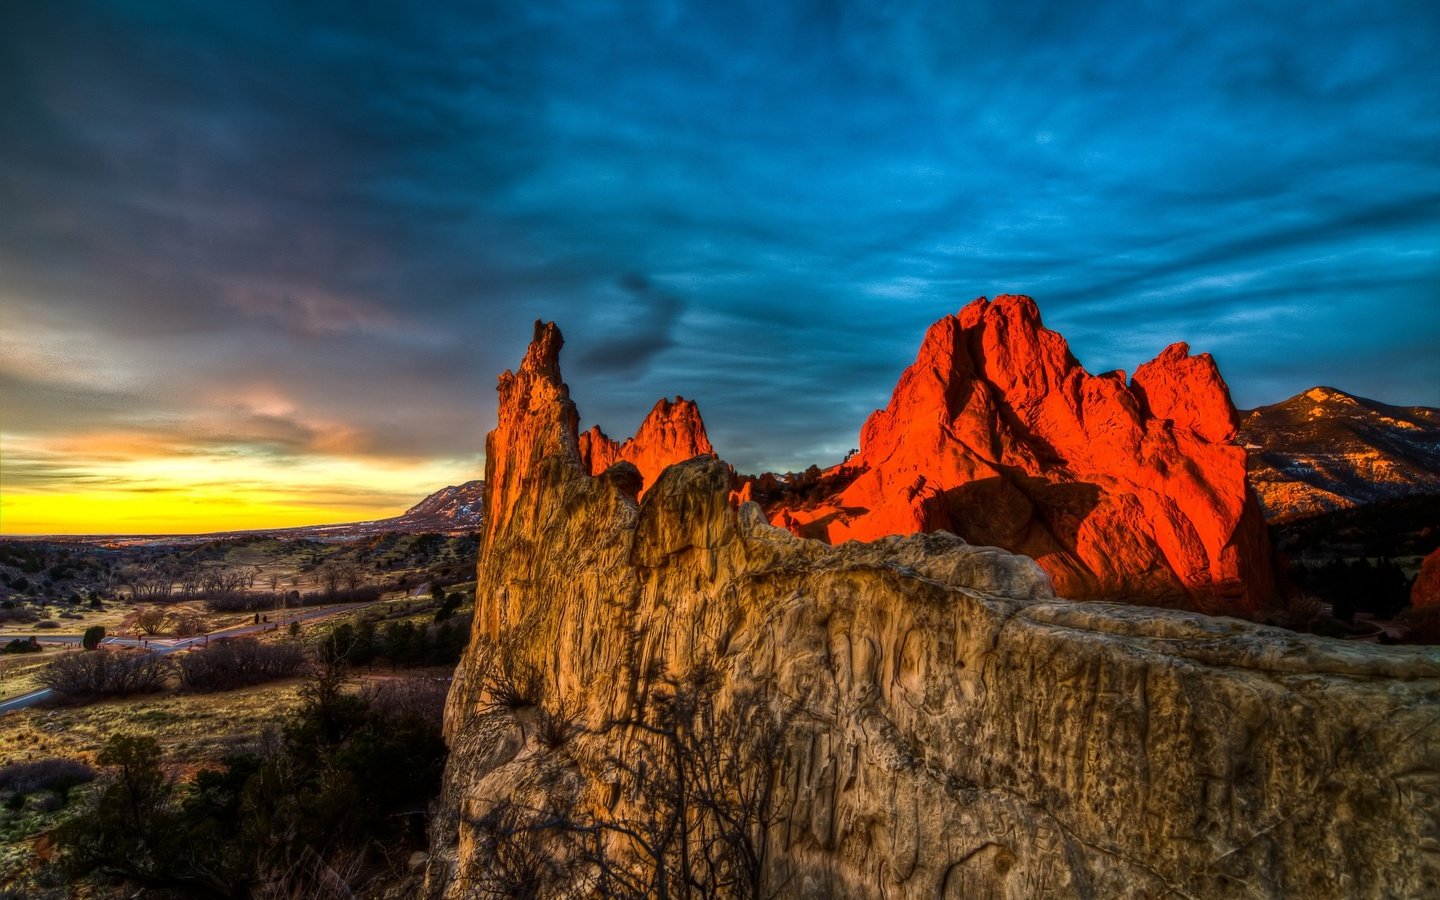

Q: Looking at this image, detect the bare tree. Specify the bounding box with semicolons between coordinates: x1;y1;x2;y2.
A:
176;569;204;598
577;664;789;900
122;564;175;601
201;567;246;596
459;660;791;900
172;612;204;637
134;606;168;636
339;563;363;592
40;649;172;696
317;564;342;596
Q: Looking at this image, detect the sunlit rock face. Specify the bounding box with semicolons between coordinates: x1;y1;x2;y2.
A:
578;396;715;496
426;322;1440;900
764;296;1278;613
1415;549;1440;608
1239;387;1440;523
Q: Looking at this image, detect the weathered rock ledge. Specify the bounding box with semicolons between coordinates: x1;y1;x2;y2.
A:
427;322;1440;899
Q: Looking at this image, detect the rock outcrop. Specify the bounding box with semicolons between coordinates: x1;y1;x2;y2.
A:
1415;549;1440;609
578;396;715;495
427;321;1440;900
763;296;1277;612
1239;387;1440;522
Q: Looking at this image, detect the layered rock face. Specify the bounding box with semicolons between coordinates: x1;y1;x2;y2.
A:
1239;387;1440;522
427;322;1440;900
766;296;1277;612
578;396;715;495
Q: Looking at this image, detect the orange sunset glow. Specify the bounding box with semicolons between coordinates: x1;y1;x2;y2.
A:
0;431;475;535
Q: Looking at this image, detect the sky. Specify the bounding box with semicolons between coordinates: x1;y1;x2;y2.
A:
1;0;1437;534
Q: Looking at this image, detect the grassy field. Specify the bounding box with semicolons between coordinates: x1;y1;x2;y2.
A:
1;679;308;768
0;678;310;895
0;647;70;698
0;532;476;895
0;660;457;896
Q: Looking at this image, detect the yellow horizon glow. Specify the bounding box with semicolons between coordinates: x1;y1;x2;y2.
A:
0;433;480;536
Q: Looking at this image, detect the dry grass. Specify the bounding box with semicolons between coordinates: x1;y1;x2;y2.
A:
0;678;308;769
0;647;68;698
0;678;308;893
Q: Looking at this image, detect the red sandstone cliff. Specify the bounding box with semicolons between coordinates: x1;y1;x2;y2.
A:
1413;549;1440;608
765;295;1279;611
577;396;715;495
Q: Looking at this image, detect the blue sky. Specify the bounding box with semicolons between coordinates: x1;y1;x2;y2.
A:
1;0;1437;525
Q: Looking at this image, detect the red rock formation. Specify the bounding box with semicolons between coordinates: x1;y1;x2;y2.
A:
1413;549;1440;608
578;396;715;495
483;321;582;562
768;295;1279;611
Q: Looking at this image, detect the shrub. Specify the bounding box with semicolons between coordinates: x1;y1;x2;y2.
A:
361;674;450;727
34;619;59;629
176;638;307;691
82;625;106;650
0;758;95;798
56;670;449;896
533;697;579;750
3;637;40;654
172;613;204;637
133;607;167;635
39;648;172;697
0;604;37;624
203;590;285;612
433;591;462;623
481;644;545;710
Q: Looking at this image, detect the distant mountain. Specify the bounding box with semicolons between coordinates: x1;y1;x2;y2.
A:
1239;388;1440;522
224;480;484;542
391;480;486;531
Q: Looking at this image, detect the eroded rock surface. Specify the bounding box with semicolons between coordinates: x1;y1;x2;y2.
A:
427;322;1440;900
763;296;1278;613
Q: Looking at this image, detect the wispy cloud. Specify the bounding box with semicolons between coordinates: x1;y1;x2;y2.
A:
0;0;1436;530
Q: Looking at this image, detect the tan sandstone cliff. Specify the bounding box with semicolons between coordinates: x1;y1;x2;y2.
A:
427;321;1440;899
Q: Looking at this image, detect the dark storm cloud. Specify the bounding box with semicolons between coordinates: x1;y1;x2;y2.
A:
576;274;685;376
1;0;1437;484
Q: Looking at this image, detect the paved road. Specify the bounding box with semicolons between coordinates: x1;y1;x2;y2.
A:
0;602;373;715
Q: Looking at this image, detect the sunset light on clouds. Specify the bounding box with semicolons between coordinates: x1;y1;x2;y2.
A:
2;0;1437;534
1;431;476;535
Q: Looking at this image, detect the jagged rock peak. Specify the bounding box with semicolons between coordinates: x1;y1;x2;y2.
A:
578;395;715;495
517;319;564;381
770;295;1278;611
485;321;582;551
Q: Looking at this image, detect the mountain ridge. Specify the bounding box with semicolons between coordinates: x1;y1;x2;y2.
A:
1239;386;1440;521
